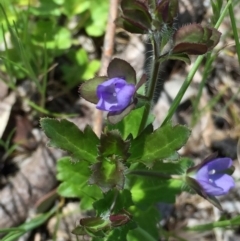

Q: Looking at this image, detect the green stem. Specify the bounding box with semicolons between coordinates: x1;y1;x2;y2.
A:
191;53;215;126
227;0;240;66
138;35;161;135
26;99;78;118
40;34;48;108
128;170;182;180
150;0;157;10
161;0;231;126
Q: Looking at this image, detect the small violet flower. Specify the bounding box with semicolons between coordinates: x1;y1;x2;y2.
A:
96;77;135;112
195;157;235;196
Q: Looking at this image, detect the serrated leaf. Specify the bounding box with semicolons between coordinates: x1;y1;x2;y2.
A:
40;118;99;163
175;23;204;44
89;159;126;192
79;76;108;104
128;122;191;164
57;157;102;210
99;131;130;161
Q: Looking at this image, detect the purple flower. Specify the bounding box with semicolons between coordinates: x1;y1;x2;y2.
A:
96;77;135;112
195;157;235;196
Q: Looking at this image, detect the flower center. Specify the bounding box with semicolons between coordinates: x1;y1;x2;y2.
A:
113;93;117;97
208;169;216;183
209;169;216;175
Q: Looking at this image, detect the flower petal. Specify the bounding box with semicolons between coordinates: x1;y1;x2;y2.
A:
197;180;224;196
196;163;209;182
112;84;135;111
207;157;233;172
213;174;235;195
96;77;135;112
194;157;235;196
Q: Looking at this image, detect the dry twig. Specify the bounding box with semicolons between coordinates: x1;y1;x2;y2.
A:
93;0;119;137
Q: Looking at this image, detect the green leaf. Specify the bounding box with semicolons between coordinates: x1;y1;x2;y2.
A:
62;0;90;16
82;60;100;80
32;20;71;49
155;0;178;25
61;49;100;88
120;0;152;33
85;0;109;37
1;208;56;241
108;106;152;140
128;173;180;206
79;76;108;104
89;130;130;192
107;220;137;241
57;157;102;209
121;0;150;16
29;0;61;16
160;53;191;65
173;23;221;55
128;122;191;164
127;159;192;207
127;206;159;241
107;101;137;124
107;58;136;85
93;189;134;216
99;131;130;161
89;158;126;193
40;118;99;163
116;17;147;34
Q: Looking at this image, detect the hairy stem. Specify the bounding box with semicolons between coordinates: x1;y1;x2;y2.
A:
128;170;182;180
138;34;161;135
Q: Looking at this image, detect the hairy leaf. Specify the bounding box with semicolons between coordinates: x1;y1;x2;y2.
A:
89;158;126;192
98;130;130;161
79;76;108;104
107;58;136;85
173;23;221;55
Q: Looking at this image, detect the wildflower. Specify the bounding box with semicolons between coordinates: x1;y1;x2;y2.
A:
195;157;235;196
186;154;235;210
79;58;145;123
96;77;135;112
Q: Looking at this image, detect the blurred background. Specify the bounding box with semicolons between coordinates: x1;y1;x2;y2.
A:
0;0;240;240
